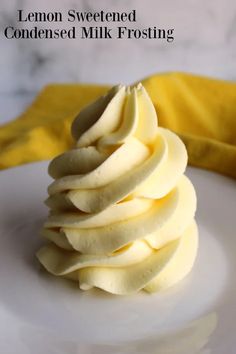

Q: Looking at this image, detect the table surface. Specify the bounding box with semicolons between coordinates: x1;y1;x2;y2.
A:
0;93;36;126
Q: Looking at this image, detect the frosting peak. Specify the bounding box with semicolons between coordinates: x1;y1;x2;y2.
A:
71;84;158;149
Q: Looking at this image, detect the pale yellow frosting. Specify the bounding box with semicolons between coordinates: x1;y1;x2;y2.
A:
37;84;198;295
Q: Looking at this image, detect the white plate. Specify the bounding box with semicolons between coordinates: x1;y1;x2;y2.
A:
0;162;236;354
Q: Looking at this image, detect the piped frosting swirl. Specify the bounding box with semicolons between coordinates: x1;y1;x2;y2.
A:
37;84;198;294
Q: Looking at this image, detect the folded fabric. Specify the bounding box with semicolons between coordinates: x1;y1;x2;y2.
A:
0;72;236;178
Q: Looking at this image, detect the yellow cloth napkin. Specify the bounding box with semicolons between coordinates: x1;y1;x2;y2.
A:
0;72;236;178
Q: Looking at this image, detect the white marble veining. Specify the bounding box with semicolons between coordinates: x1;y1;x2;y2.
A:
0;0;236;123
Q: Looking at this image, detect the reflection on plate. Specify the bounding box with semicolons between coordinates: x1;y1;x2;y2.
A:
12;312;217;354
0;162;236;354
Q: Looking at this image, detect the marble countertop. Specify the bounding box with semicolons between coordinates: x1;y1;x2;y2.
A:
1;0;236;126
0;93;36;125
1;0;236;96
